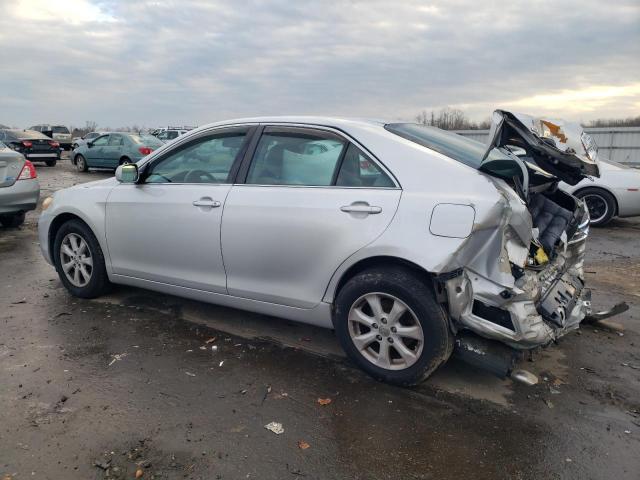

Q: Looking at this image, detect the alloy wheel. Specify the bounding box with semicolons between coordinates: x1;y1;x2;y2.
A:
583;193;608;224
60;233;93;287
348;293;424;370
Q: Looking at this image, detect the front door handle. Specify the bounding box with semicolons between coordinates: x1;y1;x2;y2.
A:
340;204;382;214
192;198;221;208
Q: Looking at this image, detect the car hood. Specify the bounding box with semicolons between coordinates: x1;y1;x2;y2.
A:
67;176;118;191
482;110;600;185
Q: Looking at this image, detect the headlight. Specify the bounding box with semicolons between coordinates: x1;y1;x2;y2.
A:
42;196;53;211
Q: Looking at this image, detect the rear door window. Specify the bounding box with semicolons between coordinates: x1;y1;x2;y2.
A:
336;144;395;187
246;128;346;186
108;134;124;146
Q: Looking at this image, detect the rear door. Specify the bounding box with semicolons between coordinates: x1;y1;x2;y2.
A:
221;126;401;308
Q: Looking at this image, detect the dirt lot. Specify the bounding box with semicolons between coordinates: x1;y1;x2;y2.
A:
1;158;639;479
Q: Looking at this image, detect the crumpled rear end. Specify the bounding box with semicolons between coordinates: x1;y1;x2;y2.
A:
441;179;592;349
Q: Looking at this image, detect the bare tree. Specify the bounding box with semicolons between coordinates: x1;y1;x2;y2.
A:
586;116;640;128
415;108;491;130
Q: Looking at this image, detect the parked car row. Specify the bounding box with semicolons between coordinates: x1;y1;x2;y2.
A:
0;128;61;166
150;126;196;142
30;124;72;150
71;132;164;171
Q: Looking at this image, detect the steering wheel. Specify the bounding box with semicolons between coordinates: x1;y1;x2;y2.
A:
184;169;217;183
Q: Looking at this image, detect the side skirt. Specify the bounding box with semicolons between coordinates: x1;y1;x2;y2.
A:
109;274;334;328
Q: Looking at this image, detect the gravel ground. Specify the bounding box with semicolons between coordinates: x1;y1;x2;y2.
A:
1;158;639;479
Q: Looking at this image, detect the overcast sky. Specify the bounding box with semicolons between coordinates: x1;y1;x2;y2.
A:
0;0;638;129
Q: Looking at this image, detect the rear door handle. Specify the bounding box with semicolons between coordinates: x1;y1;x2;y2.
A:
192;198;221;208
340;204;382;214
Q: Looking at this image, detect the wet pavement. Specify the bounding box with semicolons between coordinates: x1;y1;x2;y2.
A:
1;159;639;479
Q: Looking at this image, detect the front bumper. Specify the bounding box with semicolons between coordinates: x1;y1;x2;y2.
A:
0;179;40;215
38;209;54;265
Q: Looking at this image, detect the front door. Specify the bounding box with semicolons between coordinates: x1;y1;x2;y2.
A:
105;127;253;293
85;134;109;167
222;126;402;308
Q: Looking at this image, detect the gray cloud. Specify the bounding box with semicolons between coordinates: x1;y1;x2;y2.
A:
0;0;638;128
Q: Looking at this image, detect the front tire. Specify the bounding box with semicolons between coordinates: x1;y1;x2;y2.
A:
575;187;616;227
334;267;453;386
53;219;110;298
75;154;88;172
0;212;26;228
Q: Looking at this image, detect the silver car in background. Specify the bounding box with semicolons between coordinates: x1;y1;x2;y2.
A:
0;142;40;227
38;111;602;385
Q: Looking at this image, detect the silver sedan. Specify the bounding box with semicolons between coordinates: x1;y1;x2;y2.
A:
38;113;600;385
0;143;40;227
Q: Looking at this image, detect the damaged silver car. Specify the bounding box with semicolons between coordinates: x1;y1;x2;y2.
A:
39;111;616;385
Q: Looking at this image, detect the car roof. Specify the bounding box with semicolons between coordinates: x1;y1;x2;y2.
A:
197;116;388;131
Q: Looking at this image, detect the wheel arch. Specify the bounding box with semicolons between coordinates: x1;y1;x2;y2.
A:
119;156;131;165
48;213;91;259
325;255;437;304
573;185;619;216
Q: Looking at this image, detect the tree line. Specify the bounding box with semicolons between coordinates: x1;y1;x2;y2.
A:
12;111;639;137
415;108;640;130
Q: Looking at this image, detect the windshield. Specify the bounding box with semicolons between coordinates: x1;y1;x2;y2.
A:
129;135;164;147
384;123;514;169
52;126;69;134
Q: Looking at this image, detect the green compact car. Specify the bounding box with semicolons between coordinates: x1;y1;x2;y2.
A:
72;133;164;172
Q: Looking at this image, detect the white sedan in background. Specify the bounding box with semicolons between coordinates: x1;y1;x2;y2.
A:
561;159;640;226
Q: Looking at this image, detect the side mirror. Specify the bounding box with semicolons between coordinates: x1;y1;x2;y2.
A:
115;163;139;183
87;141;93;148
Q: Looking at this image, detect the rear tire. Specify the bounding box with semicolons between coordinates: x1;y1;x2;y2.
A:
75;154;88;172
0;212;26;228
575;187;616;227
119;157;131;165
45;159;57;167
333;267;453;386
53;219;111;298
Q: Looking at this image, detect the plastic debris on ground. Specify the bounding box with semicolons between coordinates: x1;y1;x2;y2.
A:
264;422;284;435
108;353;128;366
317;398;332;406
